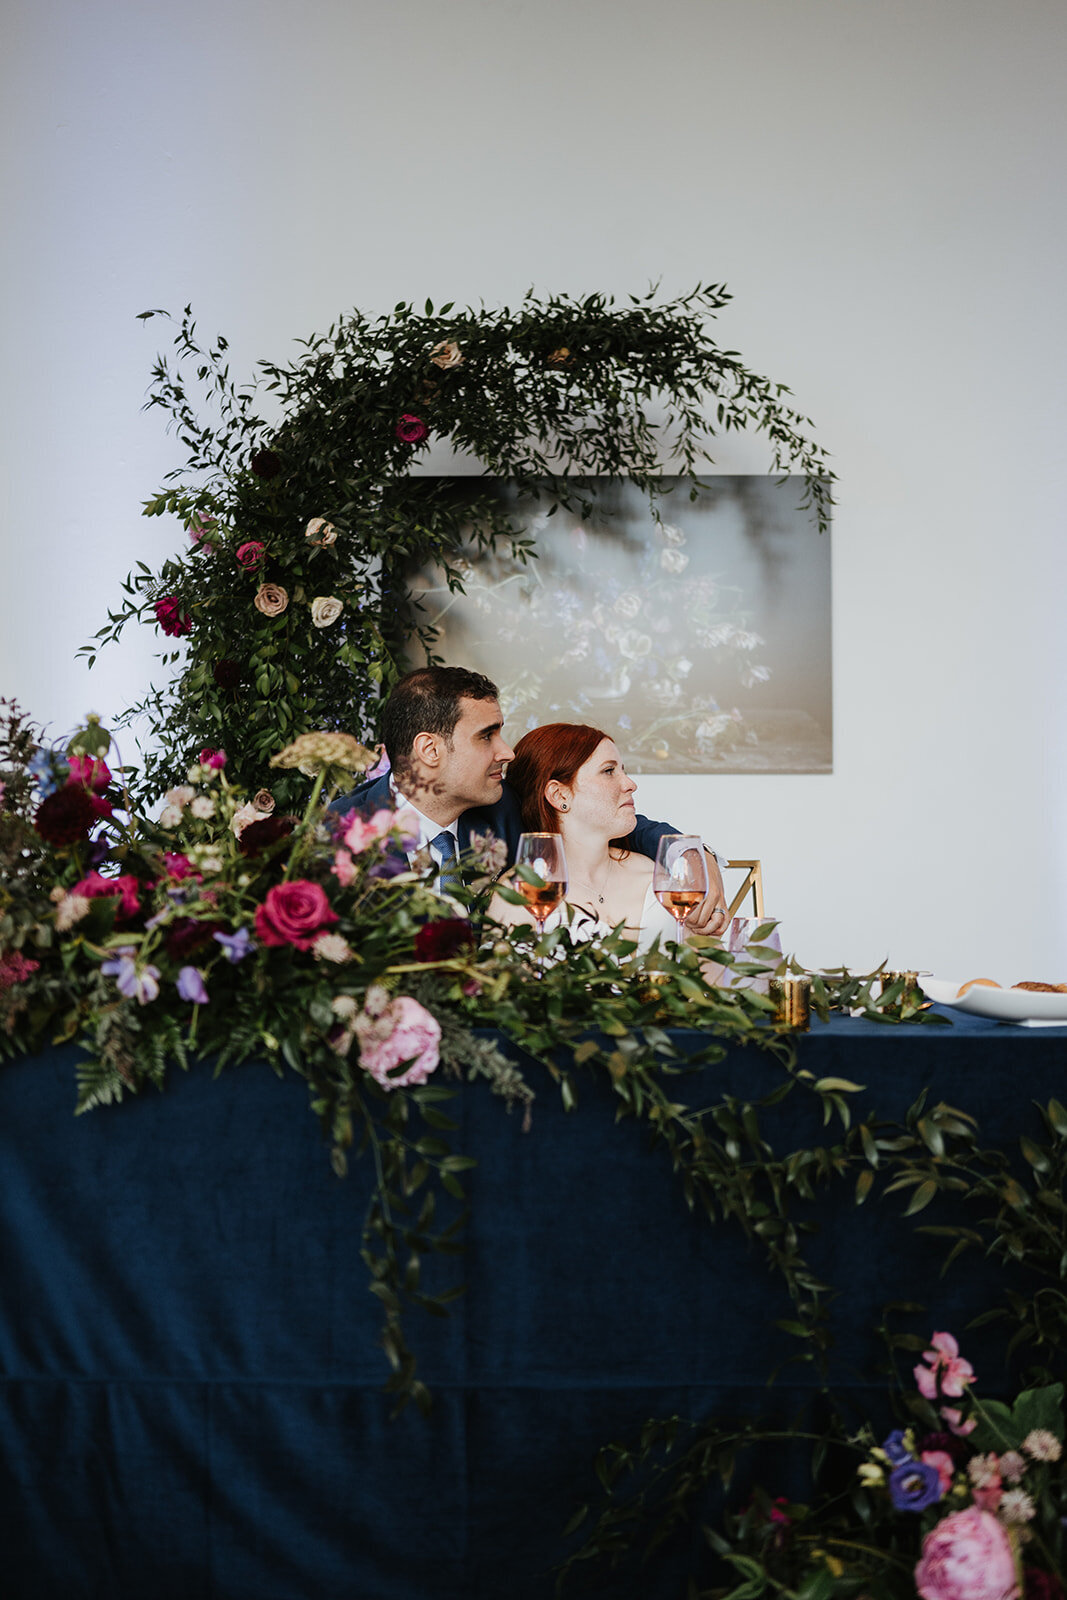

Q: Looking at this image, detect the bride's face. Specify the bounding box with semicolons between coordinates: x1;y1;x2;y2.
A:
560;738;638;837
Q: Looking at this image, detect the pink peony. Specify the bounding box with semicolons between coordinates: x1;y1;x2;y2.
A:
236;541;266;570
342;807;397;856
154;597;192;637
916;1508;1018;1600
354;994;440;1090
253;880;338;951
67;754;112;792
395;413;428;444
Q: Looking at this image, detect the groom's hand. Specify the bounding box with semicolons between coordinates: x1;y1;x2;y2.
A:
686;852;729;935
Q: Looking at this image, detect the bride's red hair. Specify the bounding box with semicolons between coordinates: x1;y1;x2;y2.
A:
507;723;605;833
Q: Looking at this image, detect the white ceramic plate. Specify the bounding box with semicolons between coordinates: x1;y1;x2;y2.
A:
922;976;1067;1026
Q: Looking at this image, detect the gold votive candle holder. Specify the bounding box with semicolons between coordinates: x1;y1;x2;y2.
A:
879;971;923;1009
770;974;812;1031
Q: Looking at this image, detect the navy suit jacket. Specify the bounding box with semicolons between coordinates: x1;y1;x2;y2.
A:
331;772;679;866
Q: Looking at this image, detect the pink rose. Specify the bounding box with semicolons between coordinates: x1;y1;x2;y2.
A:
236;541;266;569
354;994;440;1090
154;597;192;637
67;754;112;792
342;808;397;856
395;413;428;444
916;1508;1018;1600
71;871;141;922
253;880;338;950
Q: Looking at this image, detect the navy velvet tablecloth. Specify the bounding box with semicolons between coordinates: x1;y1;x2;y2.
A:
2;1013;1066;1599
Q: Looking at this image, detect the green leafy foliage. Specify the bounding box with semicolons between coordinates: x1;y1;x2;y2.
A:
83;289;834;809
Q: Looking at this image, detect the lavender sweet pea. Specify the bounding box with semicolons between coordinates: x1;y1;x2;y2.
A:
100;948;160;1005
176;967;209;1004
213;927;255;963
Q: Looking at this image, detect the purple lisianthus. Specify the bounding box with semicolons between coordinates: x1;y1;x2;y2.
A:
213;927;255;963
889;1459;943;1512
176;967;209;1004
367;848;410;880
883;1430;914;1466
100;947;160;1005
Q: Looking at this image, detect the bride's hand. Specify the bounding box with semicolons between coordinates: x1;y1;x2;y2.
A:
685;853;729;935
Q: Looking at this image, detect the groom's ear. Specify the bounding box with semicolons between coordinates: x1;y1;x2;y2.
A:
411;731;442;770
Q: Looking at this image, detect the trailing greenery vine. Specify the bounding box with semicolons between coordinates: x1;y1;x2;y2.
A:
79;286;834;808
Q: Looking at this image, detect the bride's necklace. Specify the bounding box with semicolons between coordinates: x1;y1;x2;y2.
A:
571;856;613;907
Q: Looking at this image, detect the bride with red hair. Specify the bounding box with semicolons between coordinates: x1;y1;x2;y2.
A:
495;721;697;952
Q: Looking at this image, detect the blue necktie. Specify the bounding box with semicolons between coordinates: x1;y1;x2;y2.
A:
431;830;460;895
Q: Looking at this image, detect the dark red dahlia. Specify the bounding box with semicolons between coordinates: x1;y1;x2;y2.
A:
34;787;99;845
414;919;476;963
1025;1570;1065;1600
238;814;298;857
165;919;227;961
212;658;245;690
250;448;282;479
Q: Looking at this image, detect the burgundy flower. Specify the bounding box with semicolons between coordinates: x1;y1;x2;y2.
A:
1025;1571;1065;1600
0;951;40;990
198;747;227;770
254;880;338;951
395;414;428;444
250;448;282;479
34;786;100;845
414;919;476;963
154;597;192;637
212;658;244;690
238;814;298;857
165;918;226;961
236;541;266;569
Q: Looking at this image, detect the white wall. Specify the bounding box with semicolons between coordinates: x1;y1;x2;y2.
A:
2;0;1066;978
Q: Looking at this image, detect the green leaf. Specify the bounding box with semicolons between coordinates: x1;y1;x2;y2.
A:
904;1179;938;1215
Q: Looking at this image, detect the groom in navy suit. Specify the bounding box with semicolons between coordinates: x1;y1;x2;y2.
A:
333;665;727;927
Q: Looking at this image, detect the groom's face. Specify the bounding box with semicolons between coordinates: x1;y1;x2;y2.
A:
436;696;514;815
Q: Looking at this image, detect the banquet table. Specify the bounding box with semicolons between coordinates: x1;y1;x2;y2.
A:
2;1011;1066;1600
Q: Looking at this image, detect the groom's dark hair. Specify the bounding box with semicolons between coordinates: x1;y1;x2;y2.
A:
381;666;499;766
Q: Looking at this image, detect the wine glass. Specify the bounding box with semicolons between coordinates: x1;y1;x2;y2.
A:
653;834;709;936
513;832;569;968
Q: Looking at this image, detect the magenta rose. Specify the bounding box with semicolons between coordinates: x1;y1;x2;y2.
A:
355;995;440;1089
198;747;227;770
236;541;266;570
72;871;141;922
253;880;339;950
395;413;428;444
154;597;192;637
67;754;112;792
915;1508;1018;1600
